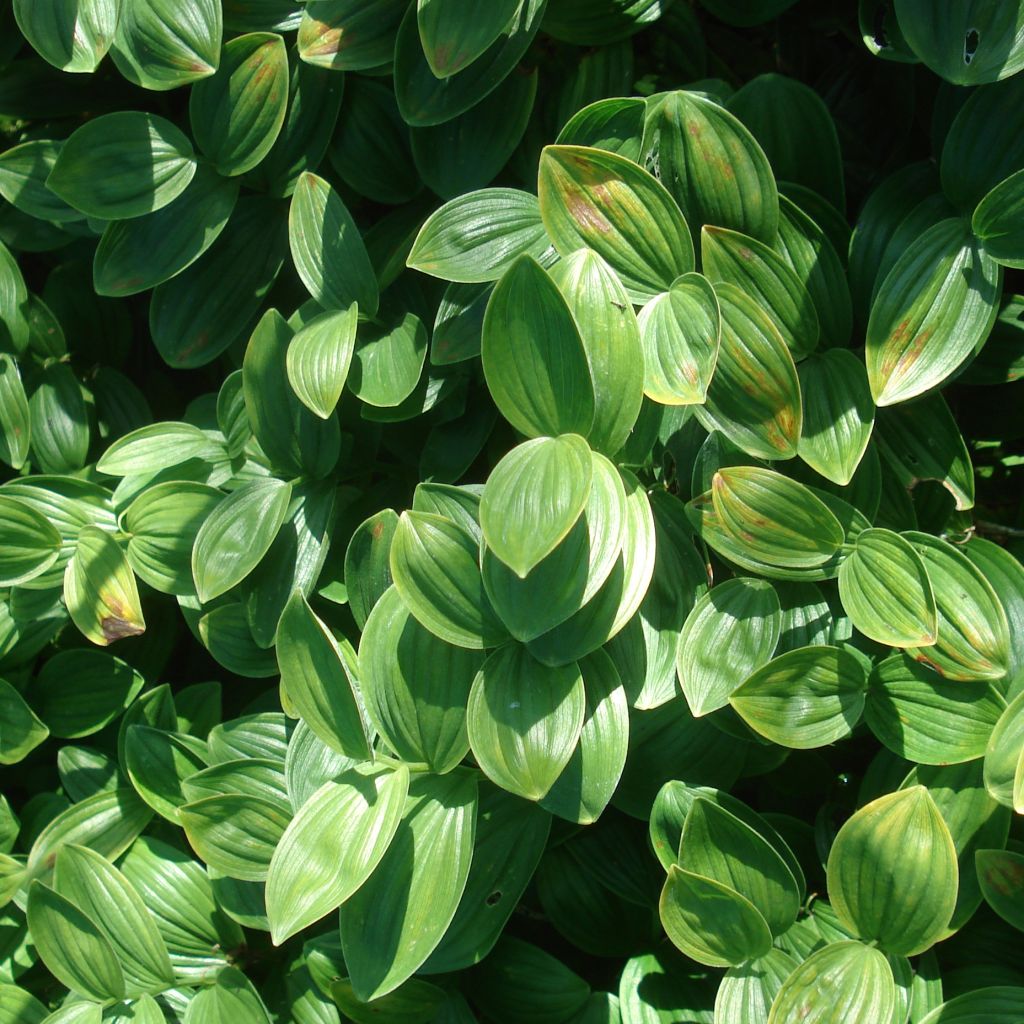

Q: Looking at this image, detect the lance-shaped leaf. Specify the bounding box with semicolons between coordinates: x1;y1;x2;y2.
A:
480;434;593;579
0;678;48;765
47;112;198;221
277;591;371;760
702;226;819;359
290;172;379;315
298;0;407;70
695;283;801;460
866;653;1007;765
976;849;1024;932
827;786;958;955
549;249;644;456
866;219;1001;406
0;495;61;586
390;511;508;649
340;771;478;1001
637;273;721;406
13;0;119;73
715;948;798;1024
467;643;586;801
984;692;1024;812
407;189;552;284
905;530;1011;682
416;0;520;78
53;845;173;997
344;509;400;630
192;479;293;603
189;32;289;177
646;89;779;243
973;168;1024;268
0;354;30;470
677;577;782;717
660;866;772;968
874;393;974;511
480;256;595;439
286;304;359;419
65;527;146;646
766;941;897;1024
711;466;844;569
838;529;937;648
797;350;875;485
111;0;221;90
265;764;409;944
26;882;125;1002
538;144;694;303
97;421;221;476
730;645;867;748
360;586;481;773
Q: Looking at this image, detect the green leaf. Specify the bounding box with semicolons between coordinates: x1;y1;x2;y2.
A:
407;189;552;284
29;363;89;474
190;32;289;176
637;272;721;406
976;849;1024;932
65;527;146;646
467;643;586;801
556;96;646;161
298;0;407;71
481;256;595;439
866;219;1001;406
0;984;46;1024
866;653;1006;764
289;172;379;315
711;466;844;569
984;691;1024;812
766;941;897;1024
12;0;119;73
0;495;61;586
47;112;198;221
277;591;371;760
715;949;797;1024
538;144;694;303
344;510;400;630
918;988;1024;1024
797;350;875;486
973;168;1024;267
192;479;293;603
677;577;782;717
904;531;1011;682
659;865;772;968
348;312;428;409
826;786;958;955
111;0;222;91
645;89;779;243
329;977;445;1024
26;882;125;1002
266;764;409;944
97;422;221;476
0;677;48;765
838;529;937;648
286;305;359;419
695;283;802;461
183;966;272;1024
0;140;84;223
416;0;520;77
125;726;210;821
339;771;477;1000
480;435;593;579
0;354;30;470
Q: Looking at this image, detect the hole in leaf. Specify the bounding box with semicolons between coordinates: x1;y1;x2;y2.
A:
964;28;980;64
485;891;502;906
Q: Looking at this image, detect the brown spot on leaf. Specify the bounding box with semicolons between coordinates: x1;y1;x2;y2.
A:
101;616;145;643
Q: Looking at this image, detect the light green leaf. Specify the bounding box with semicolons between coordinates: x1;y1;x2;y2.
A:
124;726;210;822
183;966;272;1024
13;0;119;73
287;305;359;418
715;949;797;1024
344;509;400;630
65;527;146;646
0;495;61;587
984;691;1024;812
0;354;30;470
97;422;222;476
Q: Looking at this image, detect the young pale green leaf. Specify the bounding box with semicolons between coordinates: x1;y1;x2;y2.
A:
715;948;797;1024
0;354;30;470
124;725;210;821
467;643;586;801
415;0;520;77
298;0;407;70
646;89;779;243
711;466;844;569
984;691;1024;813
340;771;478;1001
191;479;292;603
189;33;289;177
53;845;173;997
866;653;1006;766
96;422;221;476
695;283;802;461
677;577;782;717
286;305;359;419
0;677;49;765
797;350;875;486
359;586;481;773
702;225;819;359
659;865;773;968
973;168;1024;267
390;511;508;649
538;144;694;303
827;786;958;956
407;189;552;284
65;527;146;646
866;219;1001;406
0;495;61;587
265;764;409;945
13;0;119;73
344;509;400;630
277;591;371;761
838;529;937;648
766;941;897;1024
47;112;198;221
289;172;379;315
637;272;721;405
905;531;1011;682
480;435;593;579
481;255;595;439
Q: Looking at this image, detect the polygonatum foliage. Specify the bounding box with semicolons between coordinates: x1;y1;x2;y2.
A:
0;2;1023;1024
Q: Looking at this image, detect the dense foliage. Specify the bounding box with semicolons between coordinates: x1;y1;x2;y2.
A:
0;1;1023;1022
